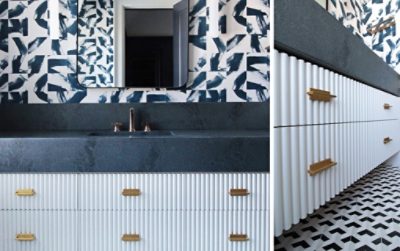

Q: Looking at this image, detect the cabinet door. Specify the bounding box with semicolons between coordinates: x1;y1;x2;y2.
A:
0;211;77;251
0;174;77;210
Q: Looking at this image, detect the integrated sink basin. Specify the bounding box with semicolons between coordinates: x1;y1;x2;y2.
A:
87;131;174;137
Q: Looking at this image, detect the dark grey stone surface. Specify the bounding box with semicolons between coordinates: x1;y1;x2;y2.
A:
0;102;269;131
275;0;400;96
0;130;269;172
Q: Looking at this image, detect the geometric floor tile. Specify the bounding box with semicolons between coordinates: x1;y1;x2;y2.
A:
275;164;400;250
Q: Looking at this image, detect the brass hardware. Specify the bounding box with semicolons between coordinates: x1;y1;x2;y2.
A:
229;189;250;196
367;16;395;35
15;189;35;196
122;188;141;196
16;234;35;241
384;103;392;110
229;234;249;242
122;234;140;242
384;137;393;144
308;159;337;176
113;122;123;132
307;88;336;102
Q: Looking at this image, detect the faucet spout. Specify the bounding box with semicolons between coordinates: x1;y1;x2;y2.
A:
129;108;136;132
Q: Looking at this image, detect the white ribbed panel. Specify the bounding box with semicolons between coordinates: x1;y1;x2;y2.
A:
79;173;268;211
0;174;77;210
274;120;400;235
0;173;268;250
274;50;400;127
80;211;267;251
0;211;77;251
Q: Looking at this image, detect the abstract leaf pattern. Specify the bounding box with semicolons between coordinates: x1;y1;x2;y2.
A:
328;0;400;74
0;0;269;104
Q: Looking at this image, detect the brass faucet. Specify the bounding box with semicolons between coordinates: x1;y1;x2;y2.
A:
129;108;136;132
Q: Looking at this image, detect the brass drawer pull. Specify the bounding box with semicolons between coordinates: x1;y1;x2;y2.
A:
122;234;140;242
384;137;393;144
384;103;392;110
16;189;35;196
122;188;141;196
308;158;337;176
16;233;35;241
229;189;250;196
229;234;249;242
307;88;336;102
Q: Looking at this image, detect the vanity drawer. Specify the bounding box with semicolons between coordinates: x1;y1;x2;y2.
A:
274;51;399;127
182;210;268;251
0;174;77;210
79;173;268;211
80;210;268;251
0;211;77;251
374;120;400;162
274;120;400;234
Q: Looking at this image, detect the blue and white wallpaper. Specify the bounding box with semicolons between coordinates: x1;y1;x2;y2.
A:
328;0;400;74
0;0;269;104
78;0;114;87
328;0;367;39
362;0;400;74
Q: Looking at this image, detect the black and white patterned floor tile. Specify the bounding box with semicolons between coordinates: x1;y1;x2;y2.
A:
275;164;400;251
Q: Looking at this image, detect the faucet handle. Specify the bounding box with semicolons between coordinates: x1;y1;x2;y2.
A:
143;121;151;132
113;122;123;132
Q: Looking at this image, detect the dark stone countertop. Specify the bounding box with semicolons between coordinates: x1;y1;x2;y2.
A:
0;130;269;173
275;0;400;96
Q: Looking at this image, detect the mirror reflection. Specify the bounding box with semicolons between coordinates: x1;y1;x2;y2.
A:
77;0;188;88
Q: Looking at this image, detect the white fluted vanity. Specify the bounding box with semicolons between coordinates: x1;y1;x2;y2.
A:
274;51;400;235
0;173;268;251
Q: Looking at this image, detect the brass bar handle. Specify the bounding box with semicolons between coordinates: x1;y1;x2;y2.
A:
307;88;336;102
384;103;392;110
16;233;35;241
229;234;249;242
384;137;393;144
122;234;140;242
308;159;337;176
122;188;141;196
229;189;250;196
15;189;35;196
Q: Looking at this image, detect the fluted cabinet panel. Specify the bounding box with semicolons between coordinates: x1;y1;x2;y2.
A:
182;211;268;251
0;211;77;251
274;120;400;235
275;50;400;236
80;211;181;251
79;173;268;211
274;50;400;127
0;173;268;250
80;211;268;251
0;174;77;210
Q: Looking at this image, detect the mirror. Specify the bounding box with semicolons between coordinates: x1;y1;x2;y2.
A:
77;0;188;88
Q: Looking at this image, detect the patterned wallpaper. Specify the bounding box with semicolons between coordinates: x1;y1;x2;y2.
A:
0;0;269;104
328;0;400;74
363;0;400;74
327;0;367;38
78;0;113;87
